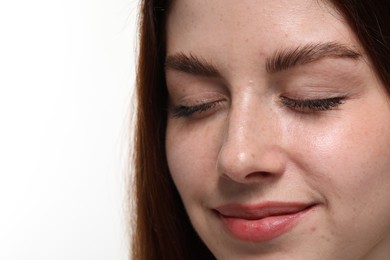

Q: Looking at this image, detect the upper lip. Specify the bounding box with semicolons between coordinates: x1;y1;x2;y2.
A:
214;202;315;220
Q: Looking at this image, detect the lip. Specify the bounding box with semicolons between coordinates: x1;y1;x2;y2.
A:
214;202;316;242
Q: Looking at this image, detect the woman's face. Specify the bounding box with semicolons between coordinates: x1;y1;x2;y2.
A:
165;0;390;259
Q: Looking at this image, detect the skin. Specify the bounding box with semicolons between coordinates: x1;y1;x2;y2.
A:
165;0;390;259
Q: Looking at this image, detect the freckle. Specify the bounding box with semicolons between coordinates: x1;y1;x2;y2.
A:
310;227;317;232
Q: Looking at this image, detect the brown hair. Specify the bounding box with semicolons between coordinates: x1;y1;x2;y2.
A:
131;0;390;259
330;0;390;88
132;0;213;259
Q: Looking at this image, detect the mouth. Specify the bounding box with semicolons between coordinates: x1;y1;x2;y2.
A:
214;202;317;242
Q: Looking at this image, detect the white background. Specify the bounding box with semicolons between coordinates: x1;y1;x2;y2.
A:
0;0;139;259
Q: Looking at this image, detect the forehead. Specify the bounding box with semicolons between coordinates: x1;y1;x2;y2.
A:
166;0;361;62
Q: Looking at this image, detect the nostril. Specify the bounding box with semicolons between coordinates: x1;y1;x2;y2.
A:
217;141;287;183
246;171;274;179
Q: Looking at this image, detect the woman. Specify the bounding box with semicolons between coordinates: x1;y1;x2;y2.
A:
132;0;390;259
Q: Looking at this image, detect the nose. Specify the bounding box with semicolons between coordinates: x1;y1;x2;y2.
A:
217;97;286;184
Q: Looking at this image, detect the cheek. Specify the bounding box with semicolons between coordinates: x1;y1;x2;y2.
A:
285;104;390;248
166;119;222;202
292;105;390;207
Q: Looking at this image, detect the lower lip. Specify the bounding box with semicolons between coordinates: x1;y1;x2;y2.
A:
217;206;314;242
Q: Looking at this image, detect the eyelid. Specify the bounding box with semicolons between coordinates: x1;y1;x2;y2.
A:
170;99;225;118
280;96;346;113
169;90;228;117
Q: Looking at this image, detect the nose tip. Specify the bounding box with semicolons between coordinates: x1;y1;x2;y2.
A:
216;105;286;184
217;140;286;184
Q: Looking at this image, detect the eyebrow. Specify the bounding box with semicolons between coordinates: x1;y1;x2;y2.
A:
165;42;362;77
266;42;361;73
165;53;221;77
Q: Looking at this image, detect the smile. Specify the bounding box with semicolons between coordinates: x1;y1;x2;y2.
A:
214;202;317;242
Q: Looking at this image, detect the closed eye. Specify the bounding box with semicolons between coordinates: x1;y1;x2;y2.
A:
171;101;223;118
280;96;346;113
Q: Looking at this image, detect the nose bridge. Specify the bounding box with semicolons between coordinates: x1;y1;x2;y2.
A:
227;96;268;151
217;92;285;182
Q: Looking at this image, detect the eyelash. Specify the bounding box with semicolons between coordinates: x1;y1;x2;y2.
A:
171;96;345;118
280;96;345;112
171;101;221;118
